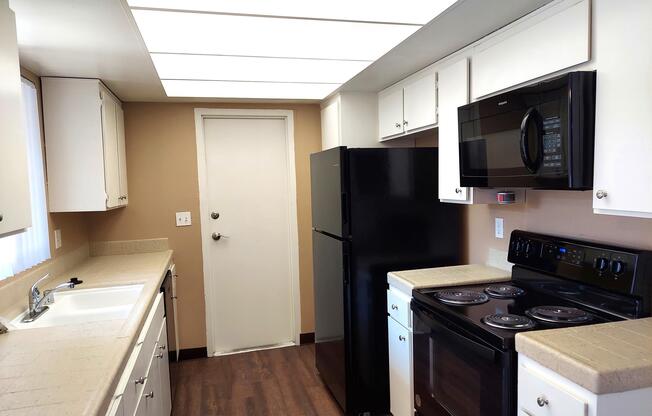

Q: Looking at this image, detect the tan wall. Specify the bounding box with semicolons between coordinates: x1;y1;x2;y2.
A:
88;102;321;349
0;68;90;289
466;190;652;264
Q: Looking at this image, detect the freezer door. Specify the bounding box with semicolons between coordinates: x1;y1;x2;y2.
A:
310;147;348;238
313;230;350;411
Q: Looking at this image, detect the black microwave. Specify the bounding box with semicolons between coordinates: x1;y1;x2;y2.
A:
458;71;596;189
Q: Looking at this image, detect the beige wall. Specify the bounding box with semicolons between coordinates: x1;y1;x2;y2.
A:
88;102;321;349
466;190;652;264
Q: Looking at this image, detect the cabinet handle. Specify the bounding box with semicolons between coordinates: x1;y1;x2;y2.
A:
159;344;167;350
144;391;154;399
455;188;462;194
156;352;164;359
0;213;3;222
395;122;401;128
596;190;608;199
536;396;549;407
134;376;146;385
399;335;406;341
391;304;398;310
403;120;408;126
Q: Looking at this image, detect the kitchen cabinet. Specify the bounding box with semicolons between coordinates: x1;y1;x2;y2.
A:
378;70;437;141
320;92;379;149
106;293;172;416
42;77;128;212
519;355;652;416
0;0;31;236
386;285;414;416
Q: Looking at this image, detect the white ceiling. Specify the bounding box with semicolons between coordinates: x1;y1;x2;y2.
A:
10;0;552;102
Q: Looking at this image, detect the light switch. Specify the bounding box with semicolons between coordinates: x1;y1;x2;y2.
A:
495;218;504;239
175;211;192;227
54;229;62;249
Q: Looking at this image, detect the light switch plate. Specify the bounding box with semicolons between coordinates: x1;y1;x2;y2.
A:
54;229;62;249
495;218;504;239
175;211;192;227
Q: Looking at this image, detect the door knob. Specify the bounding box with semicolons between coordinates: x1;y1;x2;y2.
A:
210;212;220;219
212;232;228;241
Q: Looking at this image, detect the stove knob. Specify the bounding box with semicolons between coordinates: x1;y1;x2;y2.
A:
594;257;609;272
611;260;626;275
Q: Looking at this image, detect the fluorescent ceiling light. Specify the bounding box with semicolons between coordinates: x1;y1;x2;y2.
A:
127;0;457;25
162;80;338;100
131;10;419;61
151;54;372;84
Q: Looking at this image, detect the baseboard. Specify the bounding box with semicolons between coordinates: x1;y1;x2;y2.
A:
177;347;208;361
300;332;315;344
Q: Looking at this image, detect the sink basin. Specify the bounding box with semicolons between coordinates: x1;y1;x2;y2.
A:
10;284;144;330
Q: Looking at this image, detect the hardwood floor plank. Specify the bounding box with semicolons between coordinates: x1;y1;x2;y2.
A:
171;344;343;416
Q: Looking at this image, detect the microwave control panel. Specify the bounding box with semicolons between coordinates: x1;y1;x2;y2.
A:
541;116;564;171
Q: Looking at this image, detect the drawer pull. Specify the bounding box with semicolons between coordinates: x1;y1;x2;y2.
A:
399;335;406;341
144;391;154;399
537;396;549;407
391;304;398;310
134;376;146;385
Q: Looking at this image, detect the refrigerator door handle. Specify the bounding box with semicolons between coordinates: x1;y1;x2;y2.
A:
341;192;349;229
342;248;350;285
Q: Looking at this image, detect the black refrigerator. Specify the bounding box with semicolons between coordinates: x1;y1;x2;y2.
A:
310;147;462;415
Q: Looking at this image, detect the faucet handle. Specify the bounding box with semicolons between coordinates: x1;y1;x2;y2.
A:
30;274;51;295
69;277;83;286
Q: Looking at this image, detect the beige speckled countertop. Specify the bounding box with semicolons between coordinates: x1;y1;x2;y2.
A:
388;264;511;293
516;317;652;394
0;250;173;416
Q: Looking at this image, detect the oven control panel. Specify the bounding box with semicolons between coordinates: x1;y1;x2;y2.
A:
507;230;649;296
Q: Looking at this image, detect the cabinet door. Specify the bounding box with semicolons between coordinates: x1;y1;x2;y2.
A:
0;2;31;236
116;104;128;205
388;317;412;416
403;72;437;132
156;318;172;416
437;58;470;202
592;0;652;218
378;88;404;139
144;356;161;416
101;90;121;209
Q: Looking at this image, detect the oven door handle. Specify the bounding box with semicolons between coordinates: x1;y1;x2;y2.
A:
414;305;497;361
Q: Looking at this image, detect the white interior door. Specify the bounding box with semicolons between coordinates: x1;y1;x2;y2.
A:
202;115;296;355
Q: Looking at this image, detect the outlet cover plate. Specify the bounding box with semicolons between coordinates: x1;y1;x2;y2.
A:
54;229;62;249
495;218;504;239
176;211;192;227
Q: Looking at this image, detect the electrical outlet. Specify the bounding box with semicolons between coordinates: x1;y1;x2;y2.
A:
54;229;62;249
175;211;192;227
495;218;504;239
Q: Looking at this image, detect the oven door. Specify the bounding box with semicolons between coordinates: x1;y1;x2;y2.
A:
412;301;516;416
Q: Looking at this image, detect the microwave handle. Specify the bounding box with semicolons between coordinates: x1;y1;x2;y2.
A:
520;108;543;173
413;303;496;361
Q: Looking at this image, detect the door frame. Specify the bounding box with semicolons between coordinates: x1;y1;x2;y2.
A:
194;108;301;355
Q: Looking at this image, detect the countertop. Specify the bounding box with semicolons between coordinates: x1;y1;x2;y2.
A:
516;317;652;394
387;264;511;293
0;250;173;416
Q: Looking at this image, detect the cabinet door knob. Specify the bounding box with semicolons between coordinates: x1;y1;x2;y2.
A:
398;335;406;341
403;120;408;126
144;391;154;399
134;376;146;385
159;344;167;350
455;188;462;194
395;122;401;128
537;396;549;407
156;352;164;359
391;304;398;310
596;190;608;199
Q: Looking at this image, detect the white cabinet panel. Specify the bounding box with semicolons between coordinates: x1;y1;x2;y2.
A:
117;105;129;204
438;58;470;202
101;89;121;209
472;0;590;99
519;363;588;416
156;318;172;416
320;97;340;150
388;317;412;416
387;287;411;329
592;0;652;218
0;0;31;236
403;72;437;132
378;88;404;139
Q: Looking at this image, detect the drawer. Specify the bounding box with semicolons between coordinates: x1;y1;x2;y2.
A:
388;317;413;416
519;363;588;416
387;287;411;328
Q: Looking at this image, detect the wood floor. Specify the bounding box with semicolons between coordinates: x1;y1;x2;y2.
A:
170;344;344;416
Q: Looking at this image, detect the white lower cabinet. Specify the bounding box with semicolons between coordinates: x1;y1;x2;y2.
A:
518;355;652;416
107;293;172;416
387;285;414;416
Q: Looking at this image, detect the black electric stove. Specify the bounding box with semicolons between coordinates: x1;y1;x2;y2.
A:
411;230;652;416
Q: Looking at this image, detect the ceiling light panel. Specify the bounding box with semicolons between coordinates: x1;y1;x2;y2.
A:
131;10;419;61
151;54;372;84
161;80;338;100
128;0;457;25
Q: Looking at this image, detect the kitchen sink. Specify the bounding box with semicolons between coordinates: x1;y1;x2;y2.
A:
10;284;144;330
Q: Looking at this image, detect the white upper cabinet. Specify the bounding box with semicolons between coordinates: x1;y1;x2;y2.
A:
0;0;31;236
471;0;590;100
43;78;128;212
321;96;341;150
378;69;437;141
378;87;404;139
592;0;652;218
320;92;380;149
437;58;470;203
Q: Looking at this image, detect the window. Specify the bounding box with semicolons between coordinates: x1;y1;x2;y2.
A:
0;78;50;280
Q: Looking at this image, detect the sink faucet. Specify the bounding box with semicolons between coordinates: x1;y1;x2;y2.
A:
23;274;84;323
